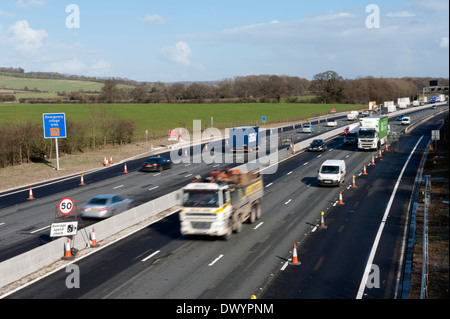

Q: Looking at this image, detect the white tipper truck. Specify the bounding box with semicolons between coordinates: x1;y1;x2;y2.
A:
179;170;263;240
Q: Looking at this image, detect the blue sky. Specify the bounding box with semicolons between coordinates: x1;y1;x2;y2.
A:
0;0;448;82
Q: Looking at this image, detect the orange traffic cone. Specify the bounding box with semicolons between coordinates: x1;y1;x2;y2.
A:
91;228;100;248
103;156;109;167
371;156;376;165
290;243;301;265
338;191;344;205
405;127;408;134
61;238;75;260
362;164;368;175
352;175;357;188
109;156;113;164
27;187;35;200
124;163;128;174
385;144;389;151
378;149;383;160
319;212;328;229
79;174;85;185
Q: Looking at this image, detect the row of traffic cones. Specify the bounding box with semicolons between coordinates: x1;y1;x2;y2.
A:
61;228;100;260
285;147;388;270
25;162;130;199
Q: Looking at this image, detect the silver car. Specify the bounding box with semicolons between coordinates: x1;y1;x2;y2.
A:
81;194;133;219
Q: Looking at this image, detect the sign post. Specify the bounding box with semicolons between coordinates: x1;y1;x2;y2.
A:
43;113;67;171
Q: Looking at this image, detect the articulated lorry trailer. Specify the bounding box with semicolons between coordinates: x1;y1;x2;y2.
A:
180;170;263;240
229;126;260;152
358;115;390;150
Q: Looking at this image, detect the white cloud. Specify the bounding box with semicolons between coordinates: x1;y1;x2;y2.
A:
161;41;192;66
7;20;48;52
386;11;416;18
142;14;166;23
46;57;86;74
16;0;46;9
439;37;449;48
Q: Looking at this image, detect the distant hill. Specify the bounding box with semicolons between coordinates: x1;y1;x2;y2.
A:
0;67;137;93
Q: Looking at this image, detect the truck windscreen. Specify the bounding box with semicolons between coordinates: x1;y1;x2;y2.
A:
183;190;219;207
358;130;376;138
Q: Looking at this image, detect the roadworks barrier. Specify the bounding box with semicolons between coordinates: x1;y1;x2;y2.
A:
0;189;183;294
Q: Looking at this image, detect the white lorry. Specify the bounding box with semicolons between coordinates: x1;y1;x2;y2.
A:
397;97;410;109
346;111;359;121
358;115;390;150
179;170;263;240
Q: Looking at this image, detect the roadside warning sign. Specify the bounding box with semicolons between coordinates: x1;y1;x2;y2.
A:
50;221;78;237
58;197;75;215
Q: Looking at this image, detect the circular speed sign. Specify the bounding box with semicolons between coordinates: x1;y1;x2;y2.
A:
58;197;75;215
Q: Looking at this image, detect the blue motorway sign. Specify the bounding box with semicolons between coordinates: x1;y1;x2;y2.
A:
43;113;67;138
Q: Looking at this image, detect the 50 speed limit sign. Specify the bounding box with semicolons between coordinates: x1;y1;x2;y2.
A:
58;197;75;215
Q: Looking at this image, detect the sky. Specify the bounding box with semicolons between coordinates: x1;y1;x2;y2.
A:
0;0;448;82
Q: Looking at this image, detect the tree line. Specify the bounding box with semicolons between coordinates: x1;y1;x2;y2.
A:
0;105;135;167
9;72;447;105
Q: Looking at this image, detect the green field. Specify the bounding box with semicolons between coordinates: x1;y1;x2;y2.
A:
0;74;134;92
0;102;364;134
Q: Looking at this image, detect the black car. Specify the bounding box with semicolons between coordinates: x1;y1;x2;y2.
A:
309;139;327;152
344;132;358;144
141;156;173;172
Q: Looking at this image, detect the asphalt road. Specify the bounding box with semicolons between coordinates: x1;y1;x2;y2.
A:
4;105;447;299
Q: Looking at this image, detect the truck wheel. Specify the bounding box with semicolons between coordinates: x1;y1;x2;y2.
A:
234;215;242;233
222;219;232;240
256;202;262;219
249;205;257;224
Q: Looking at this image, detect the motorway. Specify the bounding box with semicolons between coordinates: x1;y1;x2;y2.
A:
1;103;448;299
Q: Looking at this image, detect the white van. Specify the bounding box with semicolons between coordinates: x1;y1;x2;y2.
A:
317;159;346;186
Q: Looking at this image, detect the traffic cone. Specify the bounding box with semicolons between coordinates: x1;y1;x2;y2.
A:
405;127;408;134
27;187;35;200
184;149;188;157
338;191;344;205
378;149;383;160
61;238;75;260
90;228;100;248
385;144;389;151
124;163;128;174
319;211;328;229
103;156;109;167
79;174;85;185
290;243;301;265
362;164;368;175
352;175;357;188
371;156;376;165
109;156;113;164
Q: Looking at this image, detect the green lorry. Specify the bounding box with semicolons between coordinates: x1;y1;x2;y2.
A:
357;115;389;150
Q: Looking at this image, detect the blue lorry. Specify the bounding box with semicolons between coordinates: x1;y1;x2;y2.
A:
229;126;260;152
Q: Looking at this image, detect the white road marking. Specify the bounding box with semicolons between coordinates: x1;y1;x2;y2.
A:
254;222;264;230
30;225;50;234
265;183;273;188
208;254;224;266
356;136;423;299
284;199;292;205
149;186;159;191
185;174;192;178
303;162;309;166
281;262;289;271
113;185;124;189
287;171;292;175
142;250;160;262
